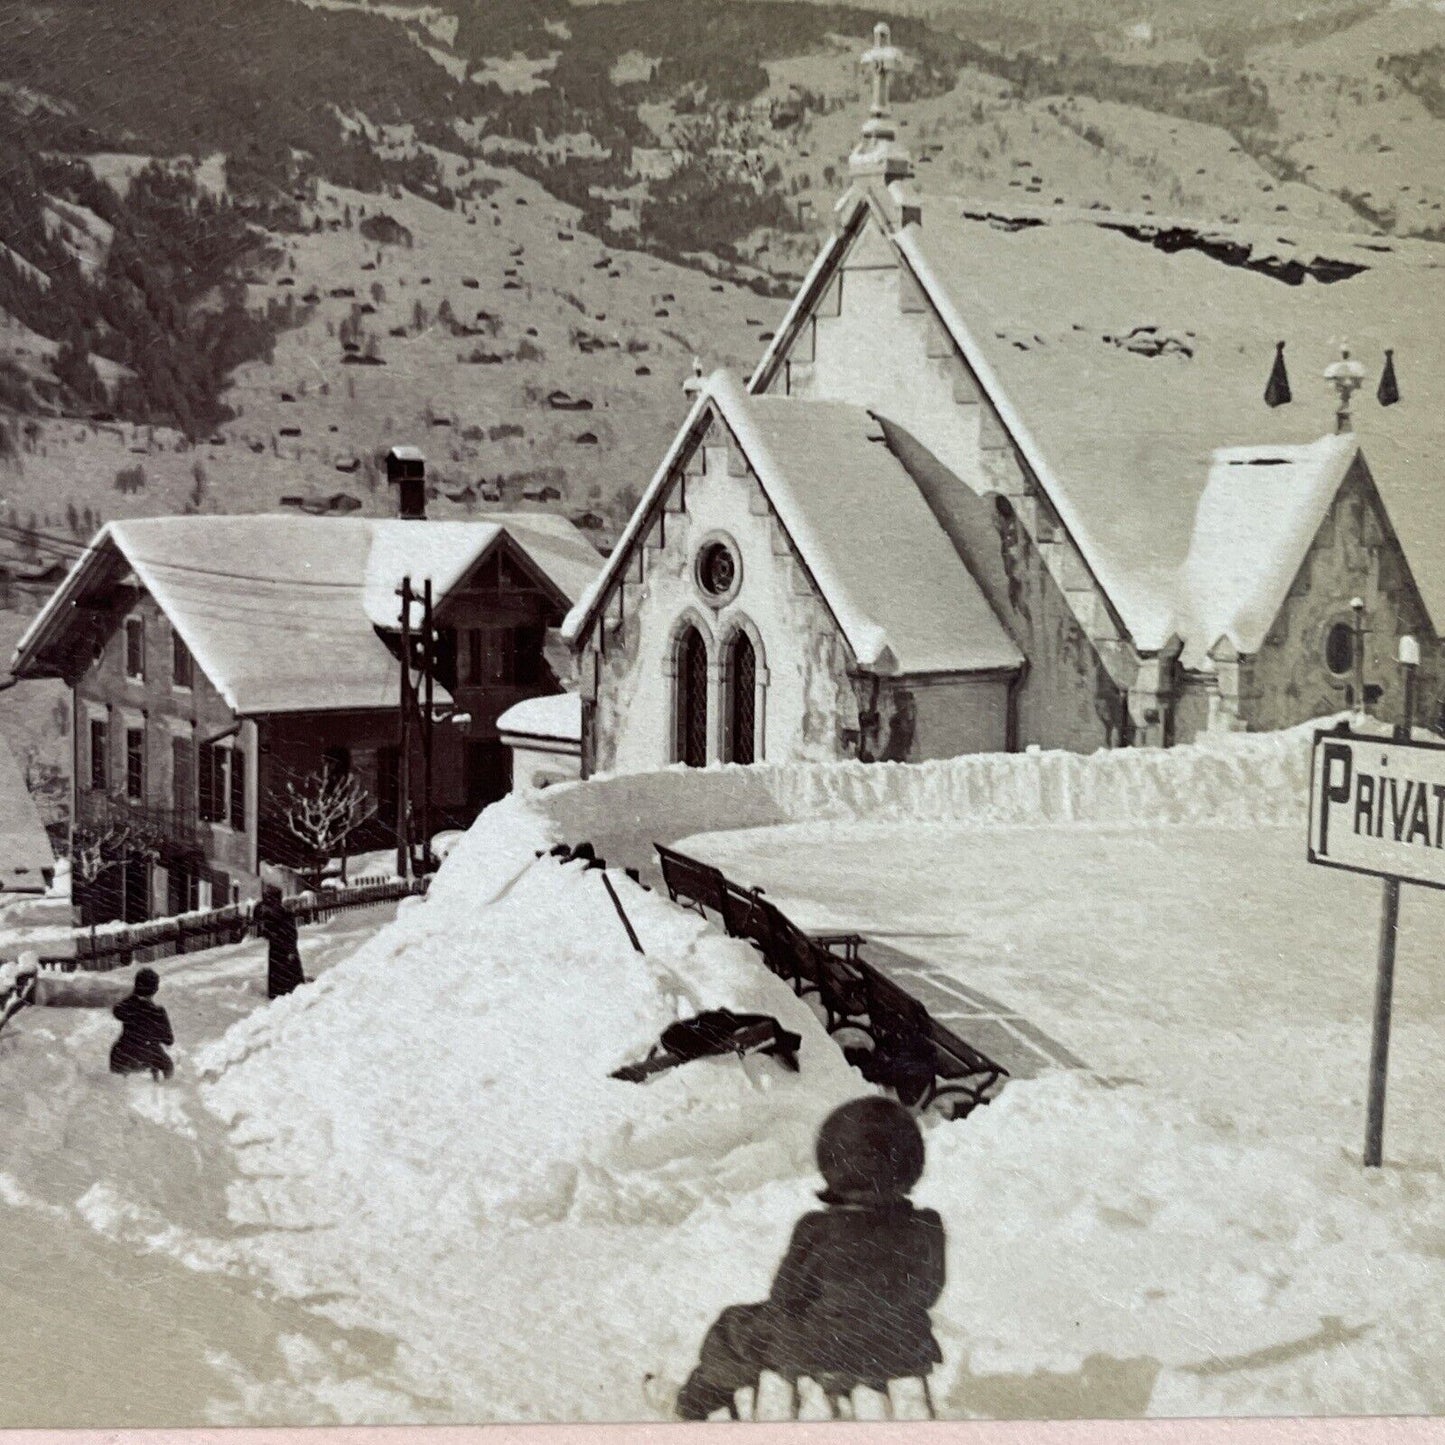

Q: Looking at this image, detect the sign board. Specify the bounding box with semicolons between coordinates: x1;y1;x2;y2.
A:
1309;729;1445;890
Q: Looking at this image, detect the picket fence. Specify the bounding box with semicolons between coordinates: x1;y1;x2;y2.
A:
40;877;429;973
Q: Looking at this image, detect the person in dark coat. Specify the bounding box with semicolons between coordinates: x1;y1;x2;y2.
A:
254;884;305;999
675;1096;946;1420
109;967;175;1080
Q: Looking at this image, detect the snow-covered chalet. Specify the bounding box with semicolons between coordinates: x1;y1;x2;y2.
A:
11;467;600;922
564;26;1444;775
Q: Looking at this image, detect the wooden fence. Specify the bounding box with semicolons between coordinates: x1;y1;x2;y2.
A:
40;877;429;973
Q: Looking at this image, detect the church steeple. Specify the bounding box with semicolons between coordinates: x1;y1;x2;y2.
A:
849;22;913;185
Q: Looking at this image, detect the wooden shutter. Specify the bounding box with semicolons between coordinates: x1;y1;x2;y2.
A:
198;742;214;821
89;718;107;791
229;748;246;832
172;736;194;815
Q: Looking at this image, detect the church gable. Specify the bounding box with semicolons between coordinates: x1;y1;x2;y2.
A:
750;196;1136;702
1235;458;1438;735
578;398;863;777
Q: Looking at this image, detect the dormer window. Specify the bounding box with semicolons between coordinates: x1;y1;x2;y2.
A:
124;616;145;682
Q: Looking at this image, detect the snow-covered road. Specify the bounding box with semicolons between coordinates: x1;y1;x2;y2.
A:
0;906;421;1427
677;819;1445;1157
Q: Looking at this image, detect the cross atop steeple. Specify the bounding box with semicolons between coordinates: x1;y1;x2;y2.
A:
861;22;902;142
849;21;912;185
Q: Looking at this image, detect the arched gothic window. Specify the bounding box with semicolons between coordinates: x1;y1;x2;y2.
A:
723;630;757;765
675;624;709;767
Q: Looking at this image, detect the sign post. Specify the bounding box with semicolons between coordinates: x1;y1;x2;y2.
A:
1308;636;1425;1168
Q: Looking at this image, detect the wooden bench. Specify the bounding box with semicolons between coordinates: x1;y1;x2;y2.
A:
652;842;1007;1119
656;843;732;923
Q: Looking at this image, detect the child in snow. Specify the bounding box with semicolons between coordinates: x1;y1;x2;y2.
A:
674;1096;946;1420
109;967;175;1081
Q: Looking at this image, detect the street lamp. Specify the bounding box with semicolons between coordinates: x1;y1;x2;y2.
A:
1397;635;1420;743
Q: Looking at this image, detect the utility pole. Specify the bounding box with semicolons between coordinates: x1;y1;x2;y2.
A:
396;576;413;882
422;578;435;874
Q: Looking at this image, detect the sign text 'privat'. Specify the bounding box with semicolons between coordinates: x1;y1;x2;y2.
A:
1309;731;1445;889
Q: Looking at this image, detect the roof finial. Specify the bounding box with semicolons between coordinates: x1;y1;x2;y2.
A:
1263;340;1291;409
849;22;912;184
862;22;900;142
682;357;705;397
1323;343;1366;434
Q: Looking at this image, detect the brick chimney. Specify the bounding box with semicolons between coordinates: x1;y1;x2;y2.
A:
386;445;426;520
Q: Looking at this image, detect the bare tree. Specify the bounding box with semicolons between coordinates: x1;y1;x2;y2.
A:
71;805;165;934
273;768;379;885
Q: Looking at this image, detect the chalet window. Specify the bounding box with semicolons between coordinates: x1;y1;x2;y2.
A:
172;631;194;690
124;617;145;681
199;743;231;824
465;627;540;686
89;717;108;791
515;625;545;689
125;727;145;802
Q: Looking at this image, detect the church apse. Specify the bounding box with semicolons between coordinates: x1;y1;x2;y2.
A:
1234;460;1439;736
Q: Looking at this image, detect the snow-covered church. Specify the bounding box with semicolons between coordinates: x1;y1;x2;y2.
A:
564;27;1445;775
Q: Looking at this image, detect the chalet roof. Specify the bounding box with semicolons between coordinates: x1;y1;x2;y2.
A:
1173;435;1363;669
565;371;1022;677
0;733;53;895
892;199;1445;651
13;514;601;717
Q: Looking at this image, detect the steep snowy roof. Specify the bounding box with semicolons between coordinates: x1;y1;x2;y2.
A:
895;200;1445;650
14;515;600;717
566;371;1022;677
0;734;53;895
1173;435;1361;668
496;692;582;744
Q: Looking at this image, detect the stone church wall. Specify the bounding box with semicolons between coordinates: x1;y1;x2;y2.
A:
584;418;1014;775
767;211;1127;754
1238;462;1440;737
586;433;861;776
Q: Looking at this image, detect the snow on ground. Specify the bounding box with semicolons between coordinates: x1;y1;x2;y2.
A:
9;723;1445;1422
196;807;866;1422
0;904;418;1427
671;729;1445;1418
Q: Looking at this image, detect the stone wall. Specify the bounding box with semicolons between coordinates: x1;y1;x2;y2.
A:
588;427;860;775
1239;459;1440;735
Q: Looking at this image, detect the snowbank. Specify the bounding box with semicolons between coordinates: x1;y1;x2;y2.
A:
522;725;1316;870
197;801;868;1420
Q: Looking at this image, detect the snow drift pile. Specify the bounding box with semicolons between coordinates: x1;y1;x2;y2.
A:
197;807;867;1421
